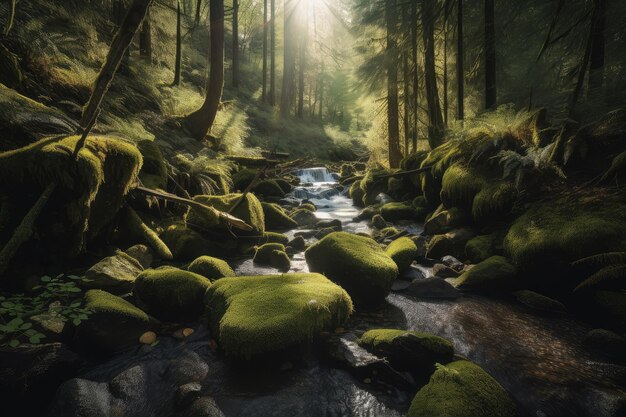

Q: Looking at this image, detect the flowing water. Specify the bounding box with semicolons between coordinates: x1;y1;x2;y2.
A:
49;167;626;417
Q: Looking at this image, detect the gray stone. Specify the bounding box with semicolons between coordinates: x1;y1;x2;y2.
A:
176;382;203;410
182;396;225;417
316;219;342;230
432;263;461;278
371;214;387;230
407;277;461;300
125;244;154;269
441;255;464;271
83;254;143;294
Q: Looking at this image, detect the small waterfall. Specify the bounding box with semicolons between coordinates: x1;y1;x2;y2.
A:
294;167;337;184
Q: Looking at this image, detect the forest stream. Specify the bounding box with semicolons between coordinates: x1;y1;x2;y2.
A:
47;168;626;417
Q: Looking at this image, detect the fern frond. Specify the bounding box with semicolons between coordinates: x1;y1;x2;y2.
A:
573;264;626;292
572;252;626;267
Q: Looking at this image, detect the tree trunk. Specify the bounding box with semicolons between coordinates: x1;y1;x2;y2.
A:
457;0;464;121
297;20;306;119
443;0;451;127
269;0;276;106
588;0;606;97
422;0;444;149
318;65;324;120
411;0;418;153
173;0;182;85
386;0;402;168
484;0;496;109
195;0;202;26
262;0;268;101
403;51;410;156
184;0;225;140
139;8;152;62
81;0;154;128
280;0;297;117
232;0;239;88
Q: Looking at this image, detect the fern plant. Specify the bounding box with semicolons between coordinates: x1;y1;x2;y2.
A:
491;146;565;189
571;252;626;292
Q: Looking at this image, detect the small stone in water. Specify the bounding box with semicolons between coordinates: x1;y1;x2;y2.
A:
182;328;194;337
139;331;157;345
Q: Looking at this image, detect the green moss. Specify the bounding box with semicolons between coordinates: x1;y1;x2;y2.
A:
387;176;416;200
455;256;518;293
504;196;626;273
465;235;498;263
359;329;454;373
253;179;285;198
385;237;418;272
253;243;291;270
205;273;353;358
262;202;298;231
188;193;265;235
123;207;173;260
440;164;484;212
299;203;317;212
134;267;212;321
137;140;167;189
232;168;256;192
360;168;389;206
259;231;290;245
305;232;398;304
0;135;141;258
75;289;149;353
378;226;400;239
424;206;467;235
160;224;218;261
290;208;318;227
472;181;517;224
349;180;366;207
513;290;566;314
380;202;419;222
188;256;235;281
340;163;356;178
274;179;292;194
408;360;518;417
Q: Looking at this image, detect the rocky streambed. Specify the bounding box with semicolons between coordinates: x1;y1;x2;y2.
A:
39;168;626;417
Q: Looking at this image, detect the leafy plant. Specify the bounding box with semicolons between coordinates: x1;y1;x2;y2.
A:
0;274;92;347
572;252;626;292
492;147;565;189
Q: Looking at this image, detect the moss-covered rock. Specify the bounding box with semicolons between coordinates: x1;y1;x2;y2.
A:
465;234;498;263
385;237;418;272
188;193;265;235
82;253;143;294
408;360;518;417
205;273;353;358
513;290;566;315
387;177;416;201
74;290;149;353
232;168;256;191
253;243;291;271
455;256;518;293
424;206;467;236
380;202;419;222
262;202;298;231
299;203;317;212
359;329;454;375
426;229;475;260
160;224;218;261
349;180;366;207
134;268;212;321
401;151;429;188
371;214;387;230
137;140;167;190
377;226;400;240
253;179;285;198
504;196;626;275
287;235;306;251
187;256;235;281
360;168;389;206
274;179;293;194
290;208;318;227
305;232;398;305
259;231;290;245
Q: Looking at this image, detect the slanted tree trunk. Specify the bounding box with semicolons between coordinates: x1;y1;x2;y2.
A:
457;0;464;122
484;0;496;109
386;0;402;168
262;0;268;101
422;0;444;149
588;0;606;97
173;0;182;85
3;0;16;36
280;0;297;117
232;0;240;88
81;0;154;128
184;0;225;140
139;8;152;62
269;0;276;106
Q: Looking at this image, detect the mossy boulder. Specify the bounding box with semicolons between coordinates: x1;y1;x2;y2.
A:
504;196;626;276
380;202;419;222
82;253;143;294
401;151;428;188
137;140;167;189
408;360;518;417
360;168;390;206
387;177;416;201
455;256;518;293
465;234;499;263
259;231;290;245
349;180;366;207
74;290;149;354
513;290;566;315
253;243;291;271
290;208;318;227
426;229;475;260
253;180;285;198
287;235;306;251
205;273;353;358
377;226;400;240
305;232;398;305
160;224;218;261
299;203;317;212
232;168;256;191
274;179;293;194
385;237;418;272
187;256;235;281
188;193;265;235
424;206;467;236
262;202;298;231
359;329;454;375
134;268;212;321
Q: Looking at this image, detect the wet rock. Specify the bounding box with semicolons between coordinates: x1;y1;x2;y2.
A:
166;351;210;384
187;256;235;281
290;208;318;227
287;236;306;251
305;232;398;305
410;235;428;259
426;228;476;260
391;280;412;291
513;290;567;315
125;244;154;269
407;277;461;300
441;255;464;271
316;219;342;230
371;214;387;230
432;263;460;278
324;333;414;390
423;206;467;236
294;229;317;239
385;237;418;273
253;243;291;271
0;343;81;416
262;202;298;231
181;396;225;417
314;227;337;240
82;254;143;294
455;256;519;293
380;202;419;222
176;382;203;410
354;205;381;221
583;329;626;362
50;378;112;417
278;197;300;207
109;365;145;400
401;265;426;281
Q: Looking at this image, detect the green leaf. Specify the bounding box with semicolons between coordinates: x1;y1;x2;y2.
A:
25;329;37;336
20;322;32;330
68;287;82;293
72;318;82;326
9;339;19;348
8;317;23;327
41;276;52;282
70;302;81;308
68;275;82;280
29;335;42;344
